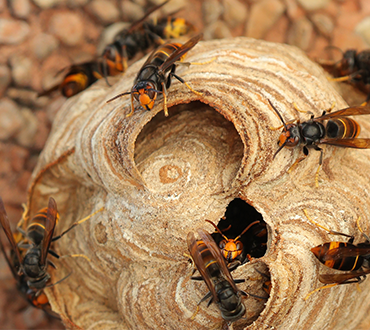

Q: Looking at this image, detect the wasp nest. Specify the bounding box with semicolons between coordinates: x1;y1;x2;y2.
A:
28;37;370;329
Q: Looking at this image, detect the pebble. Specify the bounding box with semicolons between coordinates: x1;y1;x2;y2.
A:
287;17;314;51
9;55;34;88
337;12;366;31
10;0;31;19
32;33;59;60
337;0;360;15
309;35;330;60
222;0;248;29
97;22;129;55
6;88;49;108
32;0;64;9
285;0;304;20
202;0;223;25
15;108;39;148
49;11;85;46
0;143;31;224
297;0;330;11
149;0;169;5
332;27;368;51
246;0;286;39
0;98;23;141
160;0;187;17
204;21;233;40
87;0;120;24
67;0;90;7
310;13;334;38
132;0;146;6
0;18;30;44
355;17;370;46
322;1;338;17
264;15;289;44
0;144;12;178
0;168;31;205
10;145;29;173
121;0;145;22
359;0;370;15
0;65;11;97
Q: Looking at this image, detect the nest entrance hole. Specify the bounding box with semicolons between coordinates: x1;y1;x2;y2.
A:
206;198;270;326
210;198;268;264
134;102;244;193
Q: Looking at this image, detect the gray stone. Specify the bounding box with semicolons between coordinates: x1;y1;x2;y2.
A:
32;33;60;59
0;98;23;140
0;18;30;44
310;13;334;38
66;0;90;7
10;0;31;19
49;11;85;46
0;0;5;12
6;88;49;108
202;0;223;24
9;55;33;88
160;0;187;16
87;0;120;24
288;17;314;51
297;0;330;11
121;0;145;22
15;108;39;148
246;0;285;39
0;65;11;97
204;21;232;40
222;0;248;28
32;0;65;9
132;0;146;6
355;16;370;46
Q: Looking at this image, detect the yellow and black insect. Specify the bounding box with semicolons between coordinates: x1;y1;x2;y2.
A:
304;210;370;299
102;0;195;76
107;33;203;117
39;1;195;99
0;219;58;317
205;219;260;264
0;197;103;312
187;228;247;321
269;100;370;186
38;61;105;98
320;48;370;106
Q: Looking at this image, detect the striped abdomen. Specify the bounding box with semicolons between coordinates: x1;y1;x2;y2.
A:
26;207;59;246
60;63;102;97
144;42;182;68
326;118;361;139
311;242;363;271
193;240;221;278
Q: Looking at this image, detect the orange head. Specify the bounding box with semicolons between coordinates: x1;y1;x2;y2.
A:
278;123;300;148
219;238;243;262
205;219;260;263
28;290;49;308
132;81;159;111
